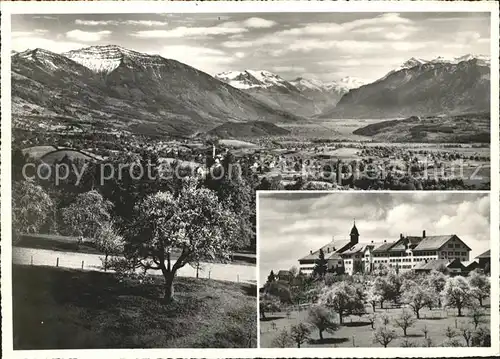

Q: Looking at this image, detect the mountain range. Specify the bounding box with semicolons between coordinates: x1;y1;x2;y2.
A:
11;45;303;137
321;56;490;119
214;70;363;117
11;45;490;137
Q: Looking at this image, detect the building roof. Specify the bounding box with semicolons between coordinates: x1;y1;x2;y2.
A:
372;242;395;253
341;243;365;256
413;259;449;271
462;260;479;268
476;249;490;259
413;235;463;251
299;239;351;261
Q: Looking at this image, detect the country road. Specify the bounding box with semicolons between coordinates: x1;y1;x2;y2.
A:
13;247;257;284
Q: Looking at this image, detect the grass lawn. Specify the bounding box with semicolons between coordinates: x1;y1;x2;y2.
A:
260;301;491;348
13;264;257;349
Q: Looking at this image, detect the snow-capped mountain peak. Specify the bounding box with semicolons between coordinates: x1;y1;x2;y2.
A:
63;44;163;74
215;69;289;89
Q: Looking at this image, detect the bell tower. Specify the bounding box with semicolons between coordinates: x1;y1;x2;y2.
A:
350;220;359;245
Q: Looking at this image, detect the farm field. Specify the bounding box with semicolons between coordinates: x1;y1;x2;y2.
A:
13;265;257;349
260;300;491;348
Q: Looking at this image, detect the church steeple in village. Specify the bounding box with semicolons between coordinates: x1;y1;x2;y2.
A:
350;220;359;244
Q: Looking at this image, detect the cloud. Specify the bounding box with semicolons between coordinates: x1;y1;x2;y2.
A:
258;193;490;283
275;13;412;37
159;45;235;75
11;36;84;53
66;29;112;42
272;65;306;73
75;19;168;26
243;17;277;28
132;25;246;39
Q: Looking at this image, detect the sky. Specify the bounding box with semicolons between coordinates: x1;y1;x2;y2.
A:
11;12;491;83
258;192;490;284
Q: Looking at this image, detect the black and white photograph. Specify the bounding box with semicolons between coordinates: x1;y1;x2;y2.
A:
9;11;492;192
1;0;498;357
258;191;492;348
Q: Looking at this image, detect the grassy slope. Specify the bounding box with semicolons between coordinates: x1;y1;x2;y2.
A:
260;301;491;348
13;265;257;349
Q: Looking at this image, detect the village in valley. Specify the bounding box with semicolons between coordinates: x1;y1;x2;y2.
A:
258;194;491;348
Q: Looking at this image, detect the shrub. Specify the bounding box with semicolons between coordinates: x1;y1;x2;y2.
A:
271;328;293;348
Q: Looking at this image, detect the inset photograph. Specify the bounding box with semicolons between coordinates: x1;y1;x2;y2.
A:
258;192;491;348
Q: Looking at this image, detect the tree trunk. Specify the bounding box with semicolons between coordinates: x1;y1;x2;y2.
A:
297;342;301;348
163;272;175;302
339;311;343;324
416;309;420;319
457;305;462;317
104;254;108;272
403;328;407;336
479;297;483;307
380;301;384;309
319;329;324;341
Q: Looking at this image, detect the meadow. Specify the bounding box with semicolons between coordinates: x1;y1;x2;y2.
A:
13;265;257;349
260;300;491;348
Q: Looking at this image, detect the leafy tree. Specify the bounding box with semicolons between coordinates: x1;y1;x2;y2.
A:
289;266;299;278
290;323;311;348
271;328;293;348
372;325;397;348
12;181;54;236
307;305;339;341
442;276;472;317
266;281;293;304
260;294;281;319
319;282;364;324
401;280;433;319
468;303;485;329
366;280;383;312
468;270;490;307
425;270;447;307
61;190;113;240
94;222;124;271
393;309;416;336
385;272;403;303
313;248;328;278
122;178;237;302
203;151;255;249
267;270;276;283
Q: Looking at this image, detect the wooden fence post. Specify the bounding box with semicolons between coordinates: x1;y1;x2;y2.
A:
30;256;33;266
56;257;59;267
81;261;84;270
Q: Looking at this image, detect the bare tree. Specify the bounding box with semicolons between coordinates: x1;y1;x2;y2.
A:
469;303;485;329
372;325;397;348
393;309;416;336
290;323;311;348
271;328;293;348
459;324;473;347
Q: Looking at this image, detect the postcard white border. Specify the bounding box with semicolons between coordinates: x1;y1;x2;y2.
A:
1;0;499;358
